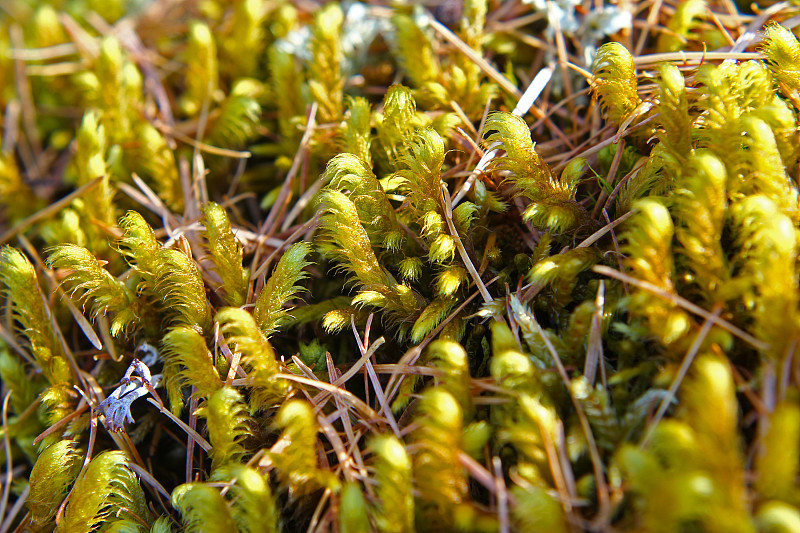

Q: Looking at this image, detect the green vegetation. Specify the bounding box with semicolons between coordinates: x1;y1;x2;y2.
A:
2;1;800;531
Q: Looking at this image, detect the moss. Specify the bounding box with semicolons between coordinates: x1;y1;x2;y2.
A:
1;2;800;531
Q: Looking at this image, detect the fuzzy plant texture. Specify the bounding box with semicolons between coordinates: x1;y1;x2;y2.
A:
2;0;800;532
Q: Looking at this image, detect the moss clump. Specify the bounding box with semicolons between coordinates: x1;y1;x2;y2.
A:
2;2;800;531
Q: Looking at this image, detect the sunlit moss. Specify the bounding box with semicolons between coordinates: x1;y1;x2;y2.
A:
2;3;800;532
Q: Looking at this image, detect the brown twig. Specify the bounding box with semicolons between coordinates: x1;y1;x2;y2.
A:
593;265;769;350
0;176;104;246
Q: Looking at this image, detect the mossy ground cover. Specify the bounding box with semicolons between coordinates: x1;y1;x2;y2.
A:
1;0;800;531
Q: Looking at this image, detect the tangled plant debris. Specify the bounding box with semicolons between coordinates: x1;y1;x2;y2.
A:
2;0;800;532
